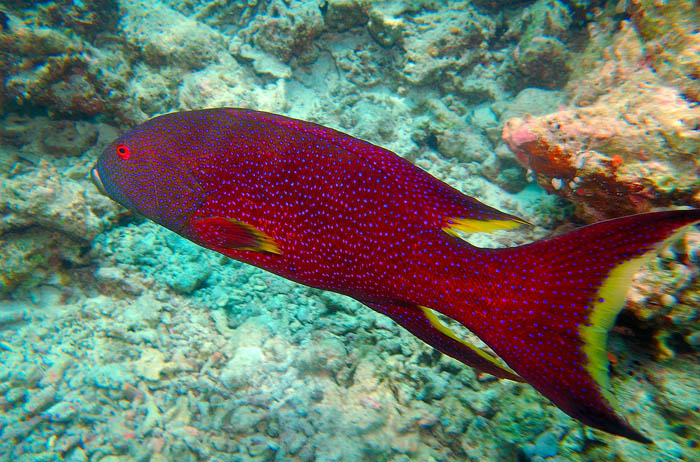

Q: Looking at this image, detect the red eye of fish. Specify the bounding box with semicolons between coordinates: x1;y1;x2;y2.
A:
116;144;130;160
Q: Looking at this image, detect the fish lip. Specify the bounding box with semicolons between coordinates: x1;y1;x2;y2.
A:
91;167;107;196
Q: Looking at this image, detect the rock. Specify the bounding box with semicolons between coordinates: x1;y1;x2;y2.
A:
134;348;170;381
367;7;403;47
65;447;88;462
0;165;114;241
506;0;574;90
655;438;685;460
0;21;92;114
178;56;288;114
238;44;292;79
399;5;496;85
228;405;267;433
494;88;565;122
88;363;135;390
219;346;265;390
22;386;56;414
35;0;120;40
502;24;700;221
243;434;278;459
41;120;99;156
49;72;104;116
533;431;559;458
0;415;44;440
325;0;368;31
629;0;700;101
162;261;210;295
43;401;78;422
39;354;74;387
462;416;517;461
280;430;306;455
121;0;224;69
0;310;25;328
234;0;325;64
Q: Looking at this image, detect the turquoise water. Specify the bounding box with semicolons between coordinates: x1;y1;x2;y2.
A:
1;1;699;461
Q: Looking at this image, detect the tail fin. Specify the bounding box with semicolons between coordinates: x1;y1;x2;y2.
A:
473;209;700;443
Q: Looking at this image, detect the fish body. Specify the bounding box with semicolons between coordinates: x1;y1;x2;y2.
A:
93;108;700;443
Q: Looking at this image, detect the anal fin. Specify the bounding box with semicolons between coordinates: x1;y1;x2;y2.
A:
364;300;523;382
443;216;532;237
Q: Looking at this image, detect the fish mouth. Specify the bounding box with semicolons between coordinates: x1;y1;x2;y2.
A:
91;167;107;196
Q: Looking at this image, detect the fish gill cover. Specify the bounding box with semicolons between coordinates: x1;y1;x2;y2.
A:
1;1;699;462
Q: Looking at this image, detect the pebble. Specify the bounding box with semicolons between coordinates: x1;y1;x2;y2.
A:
0;310;26;328
685;331;700;348
54;432;82;453
524;431;559;459
659;293;677;308
14;452;58;462
64;448;88;462
656;438;685;459
43;401;78;422
5;387;26;404
11;364;42;387
0;415;45;440
22;387;57;414
39;354;73;387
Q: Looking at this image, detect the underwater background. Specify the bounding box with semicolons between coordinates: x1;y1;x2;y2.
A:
0;0;699;461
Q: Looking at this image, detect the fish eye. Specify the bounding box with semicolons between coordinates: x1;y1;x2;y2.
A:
116;144;131;160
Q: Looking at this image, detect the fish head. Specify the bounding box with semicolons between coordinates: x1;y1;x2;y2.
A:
92;115;206;235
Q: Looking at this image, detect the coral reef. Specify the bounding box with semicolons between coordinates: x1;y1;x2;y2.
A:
0;0;698;461
503;21;700;221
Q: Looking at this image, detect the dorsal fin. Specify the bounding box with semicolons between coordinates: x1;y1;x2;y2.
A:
228;109;530;236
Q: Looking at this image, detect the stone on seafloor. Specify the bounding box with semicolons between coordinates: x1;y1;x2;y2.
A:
134;348;171;382
39;354;74;387
325;0;368;31
503;21;700;221
0;165;114;241
219;346;265;390
502;0;574;91
0;415;45;441
178;56;288;114
0;310;25;328
686;331;700;349
22;386;57;414
398;5;496;85
227;405;267;434
367;7;403;47
64;447;88;462
43;401;78;423
532;430;559;459
121;0;224;70
628;0;700;101
233;1;324;64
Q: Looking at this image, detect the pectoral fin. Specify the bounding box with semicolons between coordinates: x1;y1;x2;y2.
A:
192;216;281;254
364;300;523;382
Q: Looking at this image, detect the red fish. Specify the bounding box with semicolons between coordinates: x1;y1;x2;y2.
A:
91;108;700;443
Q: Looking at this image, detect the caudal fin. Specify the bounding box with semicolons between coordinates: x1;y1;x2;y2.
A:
474;209;700;443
